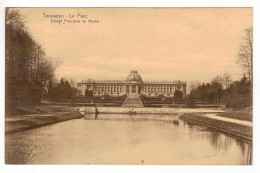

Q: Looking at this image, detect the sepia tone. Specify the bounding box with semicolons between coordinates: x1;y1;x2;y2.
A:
5;8;252;165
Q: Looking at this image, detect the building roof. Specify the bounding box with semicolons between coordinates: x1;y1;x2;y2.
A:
143;80;186;85
125;70;143;82
77;70;186;85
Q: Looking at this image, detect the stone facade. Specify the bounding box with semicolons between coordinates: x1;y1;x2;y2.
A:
77;70;186;97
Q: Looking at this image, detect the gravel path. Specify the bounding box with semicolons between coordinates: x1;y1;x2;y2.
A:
201;114;252;127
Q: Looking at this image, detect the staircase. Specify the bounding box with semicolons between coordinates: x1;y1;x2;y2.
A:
122;94;143;108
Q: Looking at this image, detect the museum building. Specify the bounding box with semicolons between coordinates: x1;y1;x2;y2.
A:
77;70;186;97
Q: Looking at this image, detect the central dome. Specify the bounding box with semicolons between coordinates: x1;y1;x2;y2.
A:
126;70;142;82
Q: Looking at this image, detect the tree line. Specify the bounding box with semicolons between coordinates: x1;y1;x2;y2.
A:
48;78;79;102
5;9;65;109
189;74;252;108
188;28;253;108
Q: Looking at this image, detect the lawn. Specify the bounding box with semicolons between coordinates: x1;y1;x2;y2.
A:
217;107;252;121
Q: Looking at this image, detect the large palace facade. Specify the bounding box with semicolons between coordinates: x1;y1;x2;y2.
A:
77;70;187;97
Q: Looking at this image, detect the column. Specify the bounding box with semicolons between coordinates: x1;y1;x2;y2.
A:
162;85;164;93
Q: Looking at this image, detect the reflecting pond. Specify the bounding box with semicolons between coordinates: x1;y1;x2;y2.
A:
5;114;252;165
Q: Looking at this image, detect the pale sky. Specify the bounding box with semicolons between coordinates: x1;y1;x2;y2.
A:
17;8;252;83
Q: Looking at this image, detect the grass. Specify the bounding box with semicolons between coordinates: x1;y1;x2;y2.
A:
6;104;78;117
217;107;252;121
5;112;83;135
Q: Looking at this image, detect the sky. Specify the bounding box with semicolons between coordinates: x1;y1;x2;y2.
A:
16;8;252;83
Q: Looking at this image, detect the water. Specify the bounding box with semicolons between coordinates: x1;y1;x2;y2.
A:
5;114;252;165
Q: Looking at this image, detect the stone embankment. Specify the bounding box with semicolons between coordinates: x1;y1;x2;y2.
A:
179;113;252;142
81;107;225;114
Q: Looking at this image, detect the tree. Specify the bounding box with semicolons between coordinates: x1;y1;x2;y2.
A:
187;93;196;108
237;28;253;85
5;9;63;108
5;8;24;31
69;78;77;88
85;89;93;96
174;90;183;102
47;57;63;98
222;75;252;107
222;72;232;89
212;75;223;87
210;81;222;104
188;80;201;93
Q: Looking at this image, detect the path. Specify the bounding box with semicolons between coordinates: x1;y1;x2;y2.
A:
201;114;252;127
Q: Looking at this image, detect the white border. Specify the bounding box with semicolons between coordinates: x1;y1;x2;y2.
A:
0;1;259;173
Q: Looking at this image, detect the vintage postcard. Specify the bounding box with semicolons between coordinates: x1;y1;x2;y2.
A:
4;8;253;165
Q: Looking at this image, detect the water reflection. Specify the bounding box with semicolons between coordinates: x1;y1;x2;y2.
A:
6;114;252;165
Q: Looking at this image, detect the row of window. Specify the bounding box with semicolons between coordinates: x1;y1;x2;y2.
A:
94;85;124;92
80;84;183;93
143;85;182;93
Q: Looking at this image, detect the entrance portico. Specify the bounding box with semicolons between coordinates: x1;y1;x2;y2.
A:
125;70;143;96
123;84;143;107
126;84;141;95
122;70;143;107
